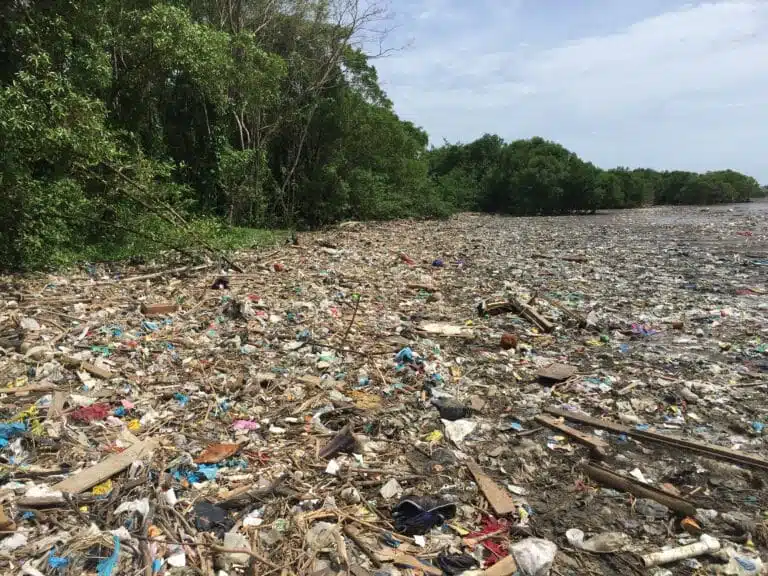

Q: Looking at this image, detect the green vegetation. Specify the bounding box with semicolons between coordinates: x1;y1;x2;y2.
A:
0;1;762;270
427;135;763;215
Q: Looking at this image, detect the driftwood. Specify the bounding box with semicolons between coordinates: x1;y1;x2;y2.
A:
580;463;697;517
218;473;288;510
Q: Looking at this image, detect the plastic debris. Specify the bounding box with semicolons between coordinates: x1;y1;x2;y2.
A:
443;418;477;444
392;496;457;535
642;534;721;567
510;538;558;576
430;397;472;421
194;443;241;464
565;528;631;553
0;208;766;574
193;502;233;535
380;478;403;500
96;535;120;576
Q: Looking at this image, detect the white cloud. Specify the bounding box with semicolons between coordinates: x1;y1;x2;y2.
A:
525;2;765;116
374;1;768;179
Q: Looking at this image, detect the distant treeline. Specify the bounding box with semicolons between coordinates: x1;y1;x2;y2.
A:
0;1;762;270
427;134;765;216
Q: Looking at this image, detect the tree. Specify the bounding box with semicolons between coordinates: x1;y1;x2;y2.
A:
0;1;762;271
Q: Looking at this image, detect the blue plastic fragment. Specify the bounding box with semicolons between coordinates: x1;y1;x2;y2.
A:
97;536;120;576
381;532;402;548
174;392;189;407
752;421;764;433
297;329;311;341
197;464;219;480
0;422;26;447
395;347;414;363
152;558;163;573
736;556;758;571
171;465;204;483
48;548;69;569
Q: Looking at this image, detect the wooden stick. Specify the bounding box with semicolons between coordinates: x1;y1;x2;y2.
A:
93;264;212;285
580;463;697;517
343;525;383;568
137;536;279;569
511;298;554;332
338;294;361;349
546;407;768;471
535;414;609;458
338;512;416;544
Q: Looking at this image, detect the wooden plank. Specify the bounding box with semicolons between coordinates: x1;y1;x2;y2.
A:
406;283;437;291
47;390;67;419
63;356;114;380
17;494;98;508
392;554;442;576
140;302;179;315
545;407;768;471
0;384;56;398
53;437;158;494
538;363;576;383
481;554;518;576
466;460;517;515
512;298;554;332
535;414;609;458
81;362;113;380
544;407;627;434
343;525;383;569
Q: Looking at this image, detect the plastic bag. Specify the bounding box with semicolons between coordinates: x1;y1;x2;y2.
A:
510;538;557;576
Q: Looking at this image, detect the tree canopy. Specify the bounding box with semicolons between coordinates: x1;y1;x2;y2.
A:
0;0;763;270
427;135;763;216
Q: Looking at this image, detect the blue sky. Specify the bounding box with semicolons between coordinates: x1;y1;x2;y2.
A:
371;0;767;182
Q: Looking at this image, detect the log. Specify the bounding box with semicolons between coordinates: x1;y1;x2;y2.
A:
580;463;697;517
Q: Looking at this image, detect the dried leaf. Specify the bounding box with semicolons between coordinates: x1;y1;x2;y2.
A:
194;443;241;464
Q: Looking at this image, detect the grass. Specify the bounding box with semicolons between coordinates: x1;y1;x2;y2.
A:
60;216;289;266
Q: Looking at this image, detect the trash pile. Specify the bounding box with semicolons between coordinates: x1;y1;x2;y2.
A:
0;204;767;575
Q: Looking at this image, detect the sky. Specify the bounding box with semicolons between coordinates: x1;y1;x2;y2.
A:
371;0;768;182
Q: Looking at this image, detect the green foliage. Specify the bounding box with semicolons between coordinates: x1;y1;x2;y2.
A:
0;0;436;270
427;135;762;215
0;0;763;271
